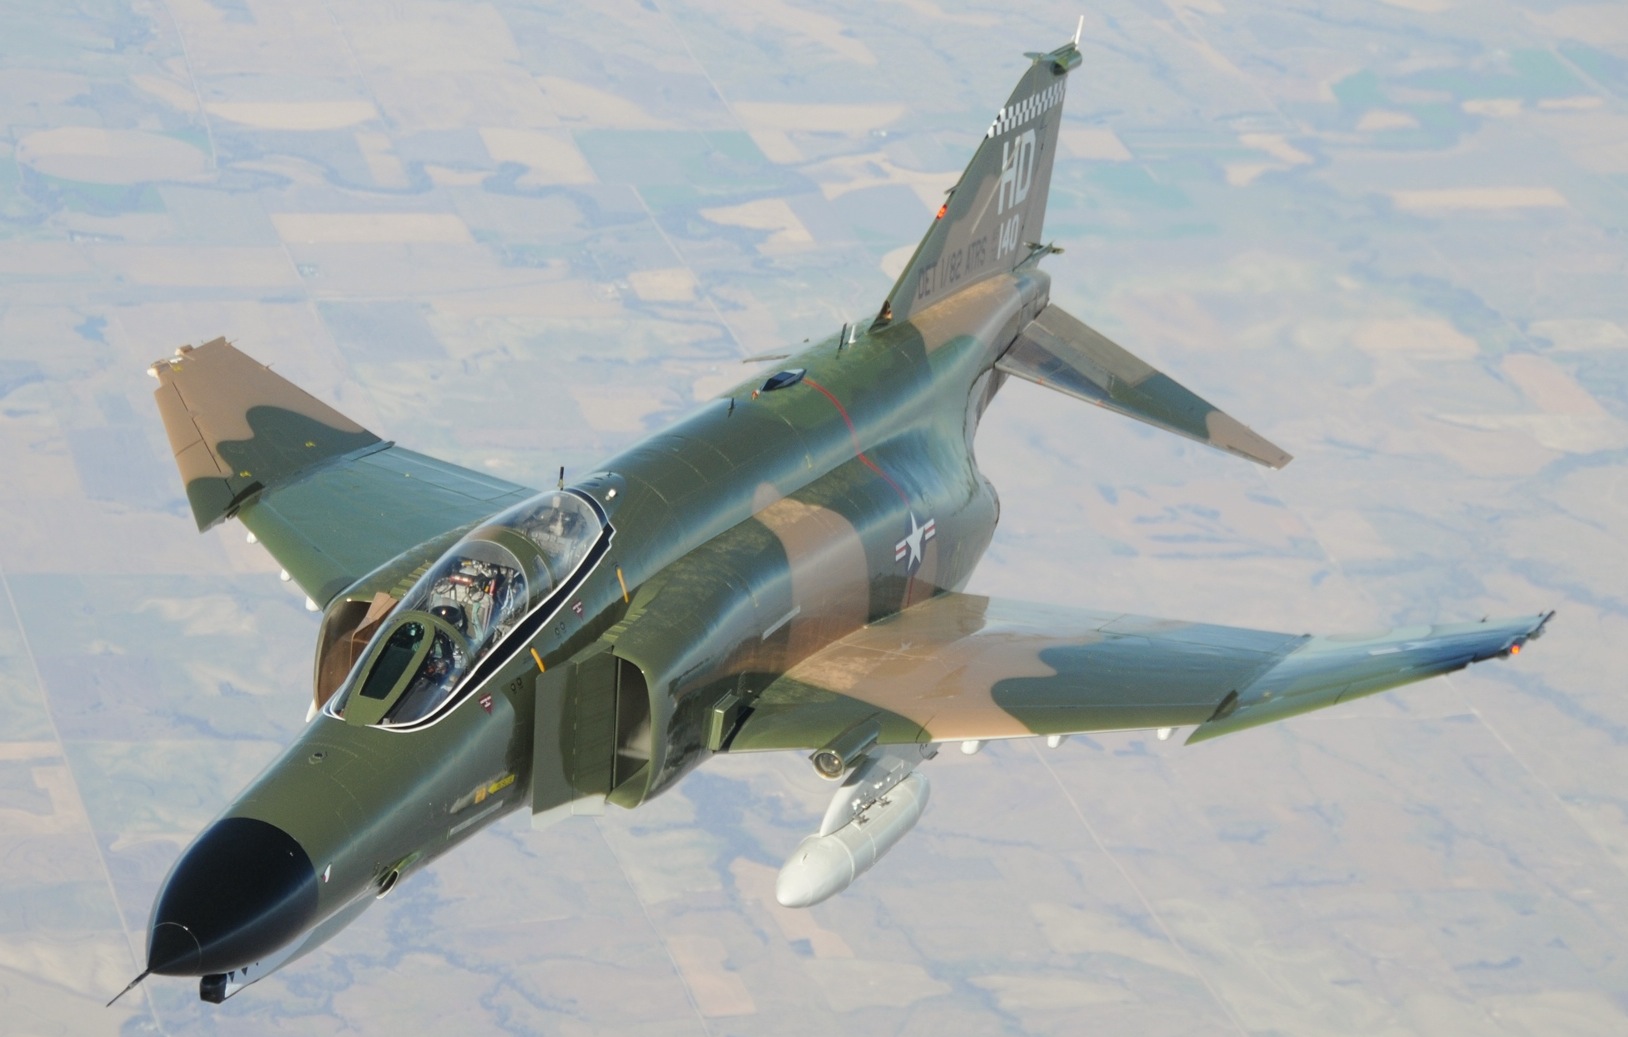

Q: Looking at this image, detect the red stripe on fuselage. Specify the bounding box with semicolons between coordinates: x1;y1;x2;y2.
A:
802;377;910;506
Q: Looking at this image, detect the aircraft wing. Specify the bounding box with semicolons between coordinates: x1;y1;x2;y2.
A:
726;592;1550;751
151;338;534;607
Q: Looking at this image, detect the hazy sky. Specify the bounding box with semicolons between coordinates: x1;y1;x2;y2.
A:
2;1;1626;1034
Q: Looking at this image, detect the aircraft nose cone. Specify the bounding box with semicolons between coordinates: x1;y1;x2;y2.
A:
146;817;319;976
146;920;202;975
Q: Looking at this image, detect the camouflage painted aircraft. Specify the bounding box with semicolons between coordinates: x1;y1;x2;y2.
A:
122;35;1550;1004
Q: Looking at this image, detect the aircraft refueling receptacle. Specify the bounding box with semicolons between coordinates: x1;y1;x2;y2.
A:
127;34;1551;1004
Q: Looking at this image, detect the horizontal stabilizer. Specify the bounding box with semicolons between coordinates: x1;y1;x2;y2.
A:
1185;611;1553;744
997;305;1292;468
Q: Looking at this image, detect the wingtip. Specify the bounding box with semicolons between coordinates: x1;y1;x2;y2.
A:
1530;609;1556;639
1230;441;1292;469
1513;610;1556;652
1480;610;1555;661
1203;411;1292;469
1261;448;1294;470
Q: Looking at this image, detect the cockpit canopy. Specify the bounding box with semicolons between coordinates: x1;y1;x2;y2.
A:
329;490;607;727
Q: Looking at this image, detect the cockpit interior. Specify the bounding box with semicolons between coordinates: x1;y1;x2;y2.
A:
323;490;607;728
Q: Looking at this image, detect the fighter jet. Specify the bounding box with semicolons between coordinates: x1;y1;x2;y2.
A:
124;35;1550;1004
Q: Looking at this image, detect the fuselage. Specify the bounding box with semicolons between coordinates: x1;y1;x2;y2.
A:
146;267;1051;992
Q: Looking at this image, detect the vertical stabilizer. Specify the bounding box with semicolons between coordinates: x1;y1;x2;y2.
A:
876;40;1080;327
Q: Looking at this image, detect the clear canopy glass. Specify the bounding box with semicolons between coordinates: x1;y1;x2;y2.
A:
329;490;606;727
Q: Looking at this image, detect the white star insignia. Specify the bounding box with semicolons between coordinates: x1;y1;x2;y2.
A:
894;513;937;570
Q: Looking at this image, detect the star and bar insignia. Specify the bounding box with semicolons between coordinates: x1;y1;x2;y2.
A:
895;513;936;570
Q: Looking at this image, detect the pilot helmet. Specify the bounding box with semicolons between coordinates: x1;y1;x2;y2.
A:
430;604;468;635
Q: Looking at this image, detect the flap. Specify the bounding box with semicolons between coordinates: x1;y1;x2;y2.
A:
997;305;1292;468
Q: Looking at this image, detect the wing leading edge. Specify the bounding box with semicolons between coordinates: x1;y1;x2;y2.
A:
151;339;534;606
726;593;1550;752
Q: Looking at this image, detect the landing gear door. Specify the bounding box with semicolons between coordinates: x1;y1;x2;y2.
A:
532;642;617;830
